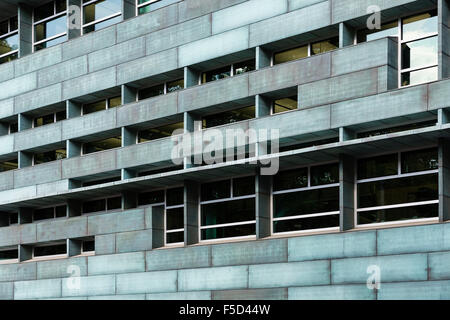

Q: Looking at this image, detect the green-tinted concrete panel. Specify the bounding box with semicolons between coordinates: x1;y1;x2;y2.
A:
14;122;63;152
429;78;450;111
0;98;14;120
0;135;14;157
88;252;145;276
36;179;70;198
15;46;62;77
62;67;116;100
0;282;13;300
14;278;61;300
37;257;87;280
88;209;145;235
62;275;115;297
62;150;117;179
429;251;450;280
13;161;62;189
14;84;62;114
249;261;330;288
288;231;376;262
0;60;14;83
95;234;116;255
211;239;287;266
19;223;37;244
62;108;117;140
116;270;177;294
0;171;14;192
38;56;88;88
0;226;20;247
288;284;376;300
116;230;153;253
213;288;287;300
378;280;450;300
37;216;88;242
146;291;212;300
0;262;36;282
146;246;210;271
179;266;248;291
116;137;175;168
178;0;248;23
331;254;428;284
0;185;37;206
88;294;146;300
0;73;37;101
288;0;325;10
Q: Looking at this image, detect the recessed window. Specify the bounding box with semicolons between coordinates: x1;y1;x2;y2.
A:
200;177;256;241
138;79;184;100
0;248;18;262
82;240;95;253
137;0;162;15
82;136;122;154
33;205;67;222
357;120;437;138
0;158;18;172
33;149;67;165
272;163;340;234
273;37;338;65
33;110;66;128
82;176;121;187
279;137;339;152
138;190;165;206
82;195;122;214
201;59;255;84
33;243;67;258
202;106;255;129
0;16;18;64
273;96;297;114
138;122;183;143
33;0;68;51
83;96;121;115
357;148;438;225
82;0;122;34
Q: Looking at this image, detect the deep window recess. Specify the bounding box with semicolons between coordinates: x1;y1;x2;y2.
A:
82;136;122;154
82;0;122;34
138;122;184;143
273;96;298;114
33;149;67;165
273;37;339;65
201;59;255;84
83;96;121;115
138;79;184;100
279;137;339;152
82;240;95;253
82;176;121;187
0;158;18;172
200;177;256;241
82;195;122;214
9;212;18;225
33;243;67;258
202;106;255;129
273;163;340;234
357;148;438;225
8;122;18;135
0;16;18;64
0;248;18;261
33;205;67;222
33;0;68;51
357;120;437;138
33;110;66;128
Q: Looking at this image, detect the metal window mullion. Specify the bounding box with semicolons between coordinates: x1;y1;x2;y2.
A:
82;12;122;29
400;64;439;74
34;32;67;46
272;183;340;195
0;30;18;40
357;199;439;212
200;194;256;205
33;11;67;26
273;211;340;222
0;50;19;59
200;220;256;230
356;169;438;184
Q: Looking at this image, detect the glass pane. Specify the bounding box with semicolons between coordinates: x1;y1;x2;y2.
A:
274;96;297;114
233;176;255;197
401;66;438;87
34;151;58;164
56;110;66;121
108;96;122;108
233;59;255;75
201;198;255;226
138;122;183;143
273;187;339;218
34;207;55;221
138;190;165;206
83;14;121;34
34;244;67;257
401;148;438;174
83;199;106;213
357;120;437;138
166;231;183;244
0;20;8;36
201;223;255;240
35;15;67;42
401;37;438;70
402;11;438;41
357;21;399;43
10;17;18;32
166;207;183;230
34;34;67;51
55;205;67;217
0;52;18;64
357;153;398;180
82;240;95;252
83;0;122;24
273;167;308;191
34;113;55;127
107;196;122;210
34;1;55;22
9;213;18;225
358;203;438;225
56;0;67;13
274;214;339;233
0;249;18;260
138;5;152;15
358;173;438;208
201;180;231;201
167;79;184;93
0;159;18;172
202;65;231;83
311;37;339;55
202;106;255;128
166;187;184;206
310;163;339;186
83;137;121;154
139;84;165;100
84;100;107;115
0;34;19;56
274;45;308;65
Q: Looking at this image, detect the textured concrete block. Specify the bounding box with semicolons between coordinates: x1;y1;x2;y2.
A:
14;122;62;152
35;179;70;198
179;266;248;292
88;209;145;235
212;0;287;34
178;27;249;67
38;56;88;88
62;275;115;297
288;284;376;300
62;108;116;140
332;254;428;284
116;230;152;253
0;171;14;192
0;185;37;206
0;98;14;120
15;45;62;76
14;278;61;300
146;246;210;271
116;270;177;294
0;135;14;156
62;149;117;179
13;161;62;189
37;216;88;242
89;294;146;300
178;0;247;22
0;262;36;282
95;234;116;255
146;291;212;300
212;239;287;266
429;78;450;110
288;0;325;10
116;137;174;168
19;223;37;244
288;231;376;262
62;67;116;100
249;261;330;288
0;73;37;101
429;251;450;280
213;288;287;300
0;60;14;83
14;83;62;114
88;252;145;275
378;280;450;300
0;226;20;247
37;257;87;279
0;282;13;300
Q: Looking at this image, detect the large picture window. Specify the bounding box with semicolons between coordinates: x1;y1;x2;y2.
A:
0;16;18;64
33;0;68;51
273;37;339;65
82;0;122;34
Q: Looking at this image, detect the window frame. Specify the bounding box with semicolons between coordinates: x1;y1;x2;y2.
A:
32;241;68;261
82;95;121;116
81;0;122;35
0;16;19;63
81;194;123;215
199;59;256;85
138;78;184;101
32;203;67;222
0;247;19;265
136;0;162;15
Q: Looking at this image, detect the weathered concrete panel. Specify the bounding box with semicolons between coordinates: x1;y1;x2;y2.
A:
289;284;375;300
62;150;117;179
0;73;37;101
179;266;248;291
116;270;177;294
0;282;13;300
14;161;62;189
14;84;62;114
62;108;116;140
14;122;62;152
87;209;145;235
37;216;88;242
0;262;36;282
116;230;153;253
147;291;212;300
38;56;88;88
378;280;450;300
213;288;287;300
15;46;62;76
88;252;145;276
178;0;248;23
37;257;88;279
146;246;210;271
0;98;14;120
14;278;61;300
116;138;174;169
62;275;115;297
0;135;14;157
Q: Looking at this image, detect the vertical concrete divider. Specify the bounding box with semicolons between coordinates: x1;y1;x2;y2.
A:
339;153;356;231
184;180;199;246
439;0;450;79
339;22;355;48
18;3;32;58
439;138;450;221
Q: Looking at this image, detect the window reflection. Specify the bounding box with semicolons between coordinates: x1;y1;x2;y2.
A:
0;16;19;64
82;0;122;34
402;11;438;42
357;21;398;42
33;0;67;51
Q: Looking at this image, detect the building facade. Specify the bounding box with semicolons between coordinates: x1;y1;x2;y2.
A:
0;0;449;300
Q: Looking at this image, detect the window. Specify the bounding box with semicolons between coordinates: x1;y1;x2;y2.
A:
82;240;95;253
357;120;437;138
83;96;121;115
82;136;122;154
0;16;18;64
201;59;255;84
0;248;18;262
273;96;297;114
138;122;184;143
33;149;67;165
33;110;66;128
202;106;255;129
33;0;68;51
273;37;338;65
82;0;122;34
8;122;18;135
357;148;438;225
138;79;184;100
279;137;339;152
83;176;121;187
0;158;18;172
357;21;399;42
137;0;163;15
200;177;256;241
273;163;339;234
33;243;67;258
82;195;122;214
33;205;67;222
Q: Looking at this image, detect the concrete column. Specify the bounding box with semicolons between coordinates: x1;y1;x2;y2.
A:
184;67;200;88
122;127;137;147
18;114;32;131
18;245;32;262
256;173;271;238
256;46;271;69
122;84;137;104
439;138;450;221
386;37;399;90
67;200;82;217
66;100;82;118
123;0;137;20
122;191;138;210
18;3;32;57
184;180;199;246
255;94;271;118
439;108;450;124
146;206;165;249
67;0;82;39
18;207;32;224
122;168;137;180
18;151;32;169
67;239;82;257
339;22;355;48
439;0;450;79
339;154;356;231
339;127;356;142
183;112;201;169
67;140;82;158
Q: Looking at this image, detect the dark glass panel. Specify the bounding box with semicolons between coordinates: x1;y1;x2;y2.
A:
0;20;8;36
358;173;438;208
56;110;66;121
33;207;55;221
273;187;339;218
82;199;106;213
166;207;184;230
402;10;438;41
82;240;95;252
274;214;339;233
401;66;438;87
83;0;122;24
107;196;122;210
201;223;256;240
167;79;184;93
202;65;231;83
233;59;255;75
311;37;339;55
83;99;107;115
233;176;255;197
357;20;398;43
56;0;67;13
273;96;297;114
9;122;18;134
310;163;339;186
83;137;121;154
358;203;438;225
202;106;255;128
273;167;308;191
0;249;18;260
201;180;231;201
0;34;19;56
34;151;59;165
34;2;55;22
139;84;165;100
357;153;398;180
166;231;184;244
34;113;55;127
274;45;308;65
166;187;184;206
9;212;18;225
357;120;436;138
0;159;18;172
138;122;183;143
55;205;67;218
10;17;18;32
138;190;165;206
0;52;18;64
201;198;255;226
34;244;67;257
401;37;438;70
401;148;438;174
108;96;122;108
